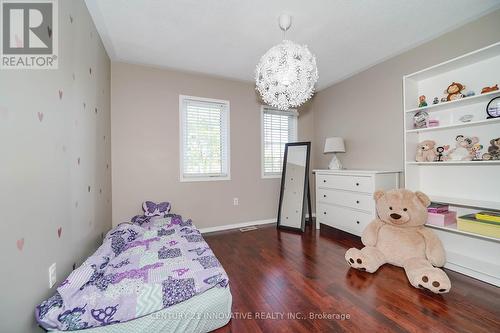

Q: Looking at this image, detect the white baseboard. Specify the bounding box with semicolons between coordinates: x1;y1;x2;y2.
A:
199;213;315;234
198;219;276;234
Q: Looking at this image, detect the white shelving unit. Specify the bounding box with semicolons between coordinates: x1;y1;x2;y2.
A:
403;42;500;287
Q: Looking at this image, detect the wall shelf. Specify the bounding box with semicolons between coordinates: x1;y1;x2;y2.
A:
429;195;500;210
406;117;500;133
406;160;500;165
405;90;500;113
403;41;500;286
425;223;499;243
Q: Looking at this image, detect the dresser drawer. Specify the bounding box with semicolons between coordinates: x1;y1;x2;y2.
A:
317;174;373;193
317;203;373;236
318;188;374;212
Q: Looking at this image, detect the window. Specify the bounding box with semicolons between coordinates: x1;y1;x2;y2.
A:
261;106;298;178
179;95;230;181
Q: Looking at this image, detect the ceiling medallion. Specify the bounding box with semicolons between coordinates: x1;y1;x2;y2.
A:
255;14;318;110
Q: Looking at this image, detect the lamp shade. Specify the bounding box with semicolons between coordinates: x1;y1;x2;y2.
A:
324;137;345;153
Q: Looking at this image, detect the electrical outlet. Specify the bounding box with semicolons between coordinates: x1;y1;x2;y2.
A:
48;263;57;288
233;197;239;206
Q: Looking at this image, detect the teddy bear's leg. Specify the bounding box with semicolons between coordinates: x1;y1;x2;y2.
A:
403;257;451;294
345;246;386;273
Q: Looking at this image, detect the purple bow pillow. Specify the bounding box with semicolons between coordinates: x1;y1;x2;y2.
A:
142;201;171;217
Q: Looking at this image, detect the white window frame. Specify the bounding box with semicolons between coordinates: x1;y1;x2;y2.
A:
261;105;298;179
179;95;231;182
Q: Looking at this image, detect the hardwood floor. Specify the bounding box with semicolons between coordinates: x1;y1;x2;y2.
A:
205;222;500;333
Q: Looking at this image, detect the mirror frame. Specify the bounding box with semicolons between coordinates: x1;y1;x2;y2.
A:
277;141;311;232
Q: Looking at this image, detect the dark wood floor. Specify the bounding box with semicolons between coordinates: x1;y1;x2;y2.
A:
204;222;500;333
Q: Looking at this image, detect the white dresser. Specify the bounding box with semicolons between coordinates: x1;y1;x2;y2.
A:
314;170;400;236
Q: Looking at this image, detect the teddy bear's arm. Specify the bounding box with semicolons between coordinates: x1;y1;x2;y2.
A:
361;219;384;246
417;227;446;267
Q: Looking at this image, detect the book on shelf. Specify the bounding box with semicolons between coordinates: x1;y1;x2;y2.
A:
457;214;500;239
475;211;500;224
427;203;449;214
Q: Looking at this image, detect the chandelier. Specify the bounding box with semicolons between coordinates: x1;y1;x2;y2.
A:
255;14;318;110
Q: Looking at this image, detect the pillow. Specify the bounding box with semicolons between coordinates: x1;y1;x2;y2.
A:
142;201;171;217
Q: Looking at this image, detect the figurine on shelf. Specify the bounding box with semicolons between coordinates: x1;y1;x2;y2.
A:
471;143;484;160
444;82;466;101
481;84;499;94
416;140;437;162
447;135;479;161
440;97;447;103
434;145;449;162
482;138;500;160
418;95;428;107
433;97;439;104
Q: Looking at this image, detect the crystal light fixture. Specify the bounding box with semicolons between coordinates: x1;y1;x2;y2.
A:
255;14;319;110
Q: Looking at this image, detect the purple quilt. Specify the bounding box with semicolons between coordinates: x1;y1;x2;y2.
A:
36;214;228;331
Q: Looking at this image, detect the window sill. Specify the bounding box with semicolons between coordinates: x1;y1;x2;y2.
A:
262;174;282;179
180;176;231;182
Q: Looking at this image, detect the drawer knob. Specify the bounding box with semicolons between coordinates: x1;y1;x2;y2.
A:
323;211;327;215
323;180;326;183
356;221;360;224
356;200;360;204
323;194;327;198
355;182;359;186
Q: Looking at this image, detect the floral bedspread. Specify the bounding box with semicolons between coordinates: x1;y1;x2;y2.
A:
36;214;229;331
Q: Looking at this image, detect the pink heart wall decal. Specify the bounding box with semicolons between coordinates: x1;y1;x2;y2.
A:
57;227;62;238
37;112;44;122
17;238;24;251
58;89;63;100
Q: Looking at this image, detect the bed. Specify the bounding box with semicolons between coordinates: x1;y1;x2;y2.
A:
36;202;231;332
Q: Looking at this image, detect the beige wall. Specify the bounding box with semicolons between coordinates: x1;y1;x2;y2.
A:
311;9;500;176
0;1;111;332
111;62;314;227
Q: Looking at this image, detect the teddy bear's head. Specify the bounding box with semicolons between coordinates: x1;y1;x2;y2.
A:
417;140;435;152
455;135;479;149
491;138;500;148
374;189;430;227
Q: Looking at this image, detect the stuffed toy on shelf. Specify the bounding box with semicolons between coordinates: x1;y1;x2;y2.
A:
444;82;466;101
482;138;500;160
415;140;437;162
447;135;479;161
345;189;451;294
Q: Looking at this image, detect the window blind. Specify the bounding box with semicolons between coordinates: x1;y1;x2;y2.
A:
262;107;298;176
180;97;229;179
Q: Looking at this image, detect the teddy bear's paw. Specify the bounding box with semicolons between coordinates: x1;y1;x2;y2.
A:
345;248;377;273
415;269;451;294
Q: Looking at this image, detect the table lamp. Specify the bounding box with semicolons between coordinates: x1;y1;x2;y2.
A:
324;137;345;169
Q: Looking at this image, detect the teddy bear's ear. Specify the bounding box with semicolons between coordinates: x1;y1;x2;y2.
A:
415;191;431;207
373;190;385;201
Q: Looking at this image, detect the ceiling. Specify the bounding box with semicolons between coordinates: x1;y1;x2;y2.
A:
85;0;500;90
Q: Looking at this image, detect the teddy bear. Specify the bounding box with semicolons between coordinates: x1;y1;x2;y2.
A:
444;82;466;101
345;189;451;294
447;135;479;161
415;140;436;162
482;138;500;160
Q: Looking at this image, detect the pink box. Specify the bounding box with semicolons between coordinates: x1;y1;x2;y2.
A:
427;211;457;226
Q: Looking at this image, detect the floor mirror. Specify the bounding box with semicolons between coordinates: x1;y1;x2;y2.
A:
277;142;312;232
